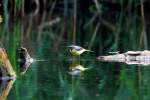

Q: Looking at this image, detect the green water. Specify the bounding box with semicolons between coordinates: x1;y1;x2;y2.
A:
1;25;150;100
6;46;150;100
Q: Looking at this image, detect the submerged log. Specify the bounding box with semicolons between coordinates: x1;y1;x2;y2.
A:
0;48;16;77
97;50;150;66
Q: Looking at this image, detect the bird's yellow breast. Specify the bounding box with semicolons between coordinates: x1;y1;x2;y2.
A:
70;49;79;55
70;48;86;55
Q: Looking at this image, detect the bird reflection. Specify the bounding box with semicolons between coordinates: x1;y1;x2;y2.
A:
68;64;89;76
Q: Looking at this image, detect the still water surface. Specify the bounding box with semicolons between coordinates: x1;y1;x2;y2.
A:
5;46;150;100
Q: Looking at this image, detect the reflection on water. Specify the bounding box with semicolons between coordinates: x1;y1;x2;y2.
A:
68;64;89;76
3;47;150;100
3;46;150;100
0;80;15;100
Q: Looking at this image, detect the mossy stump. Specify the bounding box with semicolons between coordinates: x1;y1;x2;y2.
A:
0;48;16;78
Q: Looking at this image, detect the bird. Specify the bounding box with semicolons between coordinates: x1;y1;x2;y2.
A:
67;45;93;56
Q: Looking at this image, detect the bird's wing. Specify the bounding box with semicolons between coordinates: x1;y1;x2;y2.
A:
67;45;82;50
75;47;83;51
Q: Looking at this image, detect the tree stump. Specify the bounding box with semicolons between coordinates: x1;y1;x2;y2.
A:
0;48;16;78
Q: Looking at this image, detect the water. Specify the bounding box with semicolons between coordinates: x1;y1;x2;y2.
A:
1;29;149;100
5;54;150;100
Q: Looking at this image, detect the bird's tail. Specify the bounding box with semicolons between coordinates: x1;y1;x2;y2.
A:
85;49;93;52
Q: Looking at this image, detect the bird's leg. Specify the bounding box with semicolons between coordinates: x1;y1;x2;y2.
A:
71;55;76;64
78;55;80;64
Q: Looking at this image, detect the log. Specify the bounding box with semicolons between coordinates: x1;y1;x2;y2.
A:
97;50;150;66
